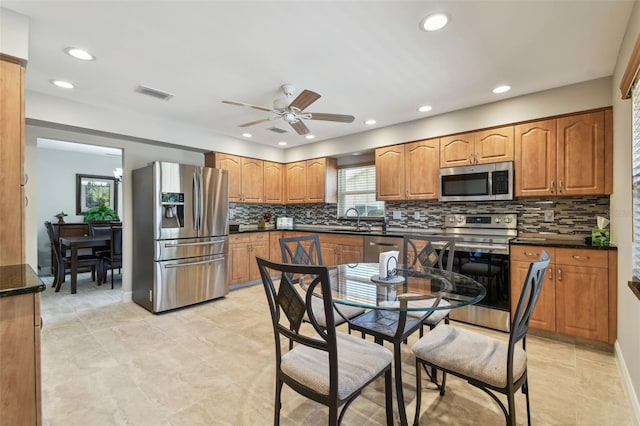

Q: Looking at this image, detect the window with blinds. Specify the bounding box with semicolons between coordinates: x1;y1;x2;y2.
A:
633;82;640;280
337;164;385;218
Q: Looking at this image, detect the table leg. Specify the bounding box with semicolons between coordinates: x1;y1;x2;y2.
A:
394;341;408;426
70;245;78;294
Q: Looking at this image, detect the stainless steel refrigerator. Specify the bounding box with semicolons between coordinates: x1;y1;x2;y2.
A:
132;161;229;313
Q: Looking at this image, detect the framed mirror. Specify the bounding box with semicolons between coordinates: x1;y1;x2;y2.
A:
76;174;118;215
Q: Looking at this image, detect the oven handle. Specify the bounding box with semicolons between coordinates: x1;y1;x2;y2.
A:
368;241;399;247
454;242;508;251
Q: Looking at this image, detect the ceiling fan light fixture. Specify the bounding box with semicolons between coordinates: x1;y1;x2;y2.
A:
64;47;95;61
492;85;511;94
364;119;377;126
417;105;433;112
420;13;449;32
51;79;74;89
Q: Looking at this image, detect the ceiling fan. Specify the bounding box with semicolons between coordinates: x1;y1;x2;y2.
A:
222;84;355;136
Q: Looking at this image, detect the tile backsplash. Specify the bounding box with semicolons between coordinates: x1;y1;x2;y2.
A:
230;195;610;236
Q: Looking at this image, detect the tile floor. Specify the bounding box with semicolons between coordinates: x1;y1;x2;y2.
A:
40;274;635;425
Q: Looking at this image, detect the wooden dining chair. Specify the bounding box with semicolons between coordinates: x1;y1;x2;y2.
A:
256;256;394;425
98;225;123;288
411;251;551;426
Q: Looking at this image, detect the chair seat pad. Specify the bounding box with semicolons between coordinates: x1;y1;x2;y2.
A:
379;298;451;324
281;332;392;400
303;297;365;327
412;324;527;388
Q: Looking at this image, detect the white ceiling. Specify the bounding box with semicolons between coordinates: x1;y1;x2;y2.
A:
4;1;634;150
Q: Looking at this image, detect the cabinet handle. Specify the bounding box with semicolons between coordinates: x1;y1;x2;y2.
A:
24;173;29;186
25;196;28;207
548;267;553;280
572;255;590;260
524;251;539;257
559;180;564;193
475;152;479;164
550;180;555;193
469;154;474;164
558;268;562;281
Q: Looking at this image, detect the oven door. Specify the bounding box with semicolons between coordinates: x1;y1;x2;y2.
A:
449;249;511;331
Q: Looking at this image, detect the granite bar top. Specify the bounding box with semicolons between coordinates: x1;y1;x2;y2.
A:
510;235;617;250
0;264;46;298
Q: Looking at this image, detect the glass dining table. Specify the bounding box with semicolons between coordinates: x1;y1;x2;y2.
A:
301;262;486;426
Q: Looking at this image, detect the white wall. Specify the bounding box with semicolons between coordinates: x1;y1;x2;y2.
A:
0;7;28;60
611;0;640;421
25;123;204;302
36;147;122;273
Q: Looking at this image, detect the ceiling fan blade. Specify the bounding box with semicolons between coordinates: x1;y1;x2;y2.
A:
222;100;272;112
238;118;272;127
288;90;321;111
308;112;355;123
290;120;310;135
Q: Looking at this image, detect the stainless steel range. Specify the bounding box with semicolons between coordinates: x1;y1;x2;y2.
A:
442;213;517;332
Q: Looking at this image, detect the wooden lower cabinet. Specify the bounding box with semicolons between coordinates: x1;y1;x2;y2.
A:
318;234;364;265
510;245;616;343
269;231;283;261
0;291;42;426
229;232;269;285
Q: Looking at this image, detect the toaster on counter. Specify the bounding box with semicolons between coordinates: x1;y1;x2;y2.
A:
276;217;294;230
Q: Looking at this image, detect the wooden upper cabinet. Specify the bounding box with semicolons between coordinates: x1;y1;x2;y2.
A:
285;161;307;203
263;161;284;204
241;157;263;203
375;144;405;200
207;153;263;203
440;132;475;168
0;59;25;266
557;111;606;195
515;119;557;197
474;126;514;164
405;139;439;200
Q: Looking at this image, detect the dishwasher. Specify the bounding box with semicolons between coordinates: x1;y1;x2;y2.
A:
363;236;404;262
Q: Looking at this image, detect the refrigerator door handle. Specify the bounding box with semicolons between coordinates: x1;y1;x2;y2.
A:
164;241;219;248
164;258;222;268
193;172;200;232
198;169;204;235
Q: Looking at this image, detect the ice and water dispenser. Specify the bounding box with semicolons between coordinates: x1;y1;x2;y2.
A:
161;192;184;228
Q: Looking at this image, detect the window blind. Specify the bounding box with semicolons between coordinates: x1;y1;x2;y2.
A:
337;165;384;218
633;81;640;279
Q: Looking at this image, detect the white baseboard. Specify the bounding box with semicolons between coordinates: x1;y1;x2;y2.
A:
121;290;133;303
615;341;640;425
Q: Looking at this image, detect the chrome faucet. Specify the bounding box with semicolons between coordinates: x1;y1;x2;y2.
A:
344;207;361;230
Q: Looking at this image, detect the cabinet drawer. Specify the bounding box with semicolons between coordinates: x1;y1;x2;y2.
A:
250;232;269;243
229;234;250;244
510;245;555;262
556;248;608;268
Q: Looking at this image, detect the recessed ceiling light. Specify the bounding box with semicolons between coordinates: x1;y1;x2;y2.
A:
278;141;287;146
51;79;74;89
420;13;449;32
352;152;361;156
305;134;315;140
242;133;252;138
364;119;377;126
417;105;433;113
64;47;95;61
492;85;511;94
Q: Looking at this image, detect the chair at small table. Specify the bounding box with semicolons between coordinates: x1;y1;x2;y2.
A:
44;221;100;292
256;256;394;425
98;226;123;288
279;234;365;328
411;250;550;426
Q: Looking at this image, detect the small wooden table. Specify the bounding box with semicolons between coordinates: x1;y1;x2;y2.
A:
59;235;110;294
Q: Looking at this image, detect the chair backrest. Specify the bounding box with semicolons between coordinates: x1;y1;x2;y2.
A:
279;234;323;265
403;235;456;272
45;221;61;258
256;256;339;386
507;250;550;382
110;226;123;258
88;221;113;238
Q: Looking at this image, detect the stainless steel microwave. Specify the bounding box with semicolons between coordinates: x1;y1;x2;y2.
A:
439;161;513;202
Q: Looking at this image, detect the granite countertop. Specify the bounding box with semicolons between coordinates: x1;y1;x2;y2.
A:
0;264;46;298
229;224;434;237
510;235;617;250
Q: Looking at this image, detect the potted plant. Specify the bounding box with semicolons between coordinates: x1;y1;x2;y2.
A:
83;203;120;222
54;211;68;224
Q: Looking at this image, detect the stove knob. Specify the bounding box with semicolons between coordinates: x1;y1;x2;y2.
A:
448;217;455;223
457;217;464;223
505;217;512;223
494;218;502;223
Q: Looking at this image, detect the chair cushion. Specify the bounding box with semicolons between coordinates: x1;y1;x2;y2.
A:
303;297;365;327
412;324;527;388
281;332;393;400
379;298;451;324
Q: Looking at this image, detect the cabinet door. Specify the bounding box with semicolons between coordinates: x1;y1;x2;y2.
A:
285;161;307;203
0;60;25;266
555;264;609;342
263;161;284;204
249;239;270;281
215;153;243;202
338;244;363;264
557;111;606;195
440;132;475;168
269;231;283;261
475;126;514;164
515;119;557;197
375;144;405;200
306;158;327;203
229;243;249;284
510;260;556;332
241;158;263;203
405;139;439;200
